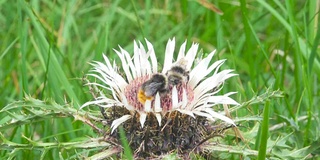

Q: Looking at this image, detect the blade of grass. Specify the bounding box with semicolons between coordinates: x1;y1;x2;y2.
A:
285;1;303;98
94;0;121;60
20;0;80;105
18;3;29;95
308;27;320;73
239;0;252;60
131;0;145;38
0;38;18;61
119;126;133;160
257;0;292;35
257;101;270;160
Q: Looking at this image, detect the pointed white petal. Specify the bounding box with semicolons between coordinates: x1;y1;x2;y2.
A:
111;115;131;133
155;113;162;126
144;100;152;112
120;93;128;105
110;87;121;102
145;38;158;73
192;80;223;100
138;41;151;76
188;50;217;88
101;54;113;70
192;110;215;121
140;112;147;128
204;108;235;125
212;58;226;75
112;61;129;92
120;46;137;78
87;71;121;96
171;86;179;109
181;88;188;109
185;43;198;70
177;40;187;60
80;96;121;109
162;38;175;73
201;93;239;106
87;73;110;86
193;70;236;100
133;40;141;77
100;55;128;92
224;92;238;96
154;92;162;112
114;49;132;82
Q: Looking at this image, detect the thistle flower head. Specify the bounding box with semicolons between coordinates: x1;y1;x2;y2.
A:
82;38;239;158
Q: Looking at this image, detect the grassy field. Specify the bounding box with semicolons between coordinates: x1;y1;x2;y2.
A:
1;0;319;159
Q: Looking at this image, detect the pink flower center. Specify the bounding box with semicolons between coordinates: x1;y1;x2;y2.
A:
124;75;194;112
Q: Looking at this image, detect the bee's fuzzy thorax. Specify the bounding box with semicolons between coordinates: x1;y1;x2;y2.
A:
169;66;186;74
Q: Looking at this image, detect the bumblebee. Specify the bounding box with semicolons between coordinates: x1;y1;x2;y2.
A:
137;59;190;104
137;74;168;104
166;58;189;86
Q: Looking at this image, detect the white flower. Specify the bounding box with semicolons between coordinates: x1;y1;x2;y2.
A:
81;38;239;133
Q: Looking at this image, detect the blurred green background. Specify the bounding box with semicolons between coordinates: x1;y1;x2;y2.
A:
1;0;319;159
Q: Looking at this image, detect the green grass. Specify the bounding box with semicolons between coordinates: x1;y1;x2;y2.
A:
1;0;319;159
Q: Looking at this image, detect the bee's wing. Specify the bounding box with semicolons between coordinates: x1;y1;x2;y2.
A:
143;82;164;97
